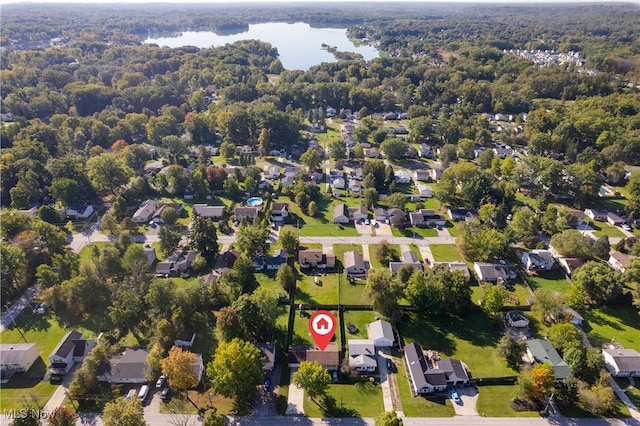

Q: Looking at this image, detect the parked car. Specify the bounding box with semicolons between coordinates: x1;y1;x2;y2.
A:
160;387;171;402
450;388;461;404
264;377;271;390
364;219;370;225
155;375;166;389
125;389;136;400
386;359;396;373
622;224;632;231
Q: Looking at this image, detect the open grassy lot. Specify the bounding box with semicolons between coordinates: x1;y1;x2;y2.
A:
78;242;109;263
339;278;371;306
303;379;384;418
445;220;463;238
160;387;236;415
295;273;339;305
476;385;540;417
399;310;517;378
291;309;342;347
397;361;455;417
430;244;461;262
586;220;626;238
524;269;570;294
471;282;532;308
582;306;640;351
0;308;99;411
391;226;438;238
342;311;379;340
334;244;363;262
368;244;400;269
280;196;360;237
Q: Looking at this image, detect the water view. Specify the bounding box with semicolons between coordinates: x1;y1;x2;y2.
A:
144;22;380;70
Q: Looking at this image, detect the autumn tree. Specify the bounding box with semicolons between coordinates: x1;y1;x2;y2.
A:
258;128;271;157
207;338;263;408
293;361;331;402
528;364;555;401
102;397;147;426
47;407;76;426
86;152;132;195
548;323;583;354
162;346;199;392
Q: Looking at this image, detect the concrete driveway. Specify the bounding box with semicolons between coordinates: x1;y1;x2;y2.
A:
374;223;393;237
450;385;479;416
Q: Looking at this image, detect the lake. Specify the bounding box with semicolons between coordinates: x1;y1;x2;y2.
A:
144;22;380;71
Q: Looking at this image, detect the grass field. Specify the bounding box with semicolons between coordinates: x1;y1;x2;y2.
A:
399;310;517;378
368;244;400;269
582;306;640;351
291;309;342;347
342;311;379;340
586;220;626;238
303;379;384;418
524;269;570;294
295;273;339;305
430;244;461;262
476;385;540;417
279;196;360;237
160;387;236;415
392;227;438;238
397;362;455;417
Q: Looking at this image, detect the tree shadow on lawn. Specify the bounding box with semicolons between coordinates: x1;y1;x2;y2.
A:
318;395;360;418
13;306;50;333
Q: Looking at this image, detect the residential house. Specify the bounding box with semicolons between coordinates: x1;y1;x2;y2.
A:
404;342;470;395
255;343;276;371
287;343;340;371
430;168;444;182
192;204;225;220
414;170;431;182
608;250;631;273
333;204;350;223
344;251;368;278
389;251;423;274
133;200;157;223
309;169;323;183
394;170;412;184
526;339;571;381
332;177;346;189
447;208;475;222
283;166;300;178
505;310;530;328
213;249;241;275
348;179;362;194
607;212;626;226
155;250;197;277
416;184;433;198
602;347;640;377
98;348;151;384
473;262;518;283
521;250;555;271
389;210;408;228
363;147;380;158
253;250;288;271
175;331;196;348
493;143;515;159
348;206;368;221
234;206;260;220
374;207;388;222
65;205;94;220
263;166;280;181
367;320;394;348
584;208;608;222
349;168;364;181
558;257;586;276
418;144;433;159
0;343;39;383
49;331;94;377
281;176;295;187
152;203;184;223
430;262;471;281
409;209;446;228
298;249;336;269
271;203;289;224
348;340;377;373
563;306;584;326
144;245;157;266
235;145;253;155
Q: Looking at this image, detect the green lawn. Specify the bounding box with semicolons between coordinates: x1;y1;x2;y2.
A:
585;220;626;238
524;269;570;294
626;383;640;408
295;273;339;305
161;387;236;415
399;310;517;378
368;244;400;269
342;311;379;340
0;308;99;411
582;306;640;351
279;196;360;237
397;361;455;417
430;244;461;262
339;278;371;306
476;385;540;417
503;283;534;307
334;244;363;267
392;227;438;238
291;308;342;347
445;221;462;238
303;379;384;418
78;242;109;264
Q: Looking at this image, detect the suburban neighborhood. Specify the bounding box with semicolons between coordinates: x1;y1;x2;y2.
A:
1;2;640;426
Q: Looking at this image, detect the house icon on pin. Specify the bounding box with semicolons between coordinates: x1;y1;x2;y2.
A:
317;317;330;330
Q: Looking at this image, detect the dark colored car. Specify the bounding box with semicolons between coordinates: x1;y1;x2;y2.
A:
386;359;397;373
160;387;171;402
264;377;271;390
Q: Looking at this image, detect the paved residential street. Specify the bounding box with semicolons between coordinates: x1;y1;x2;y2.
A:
0;284;40;334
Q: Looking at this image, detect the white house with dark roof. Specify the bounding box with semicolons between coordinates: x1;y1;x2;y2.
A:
414;169;431;182
389;251;423;275
608;250;631;272
394;170;412;184
333;204;350;223
175;330;196;348
521;250;555;271
607;212;625;226
367;320;394;347
584;208;608;222
49;330;94;377
344;251;368;278
602;347;640;377
253;250;288;271
98;348;150;384
271;203;289;223
404;342;470;395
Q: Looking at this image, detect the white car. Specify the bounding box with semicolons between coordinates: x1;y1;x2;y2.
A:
364;219;370;225
622;224;631;231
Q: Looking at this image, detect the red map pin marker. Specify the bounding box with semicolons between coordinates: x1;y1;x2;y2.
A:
309;310;336;351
